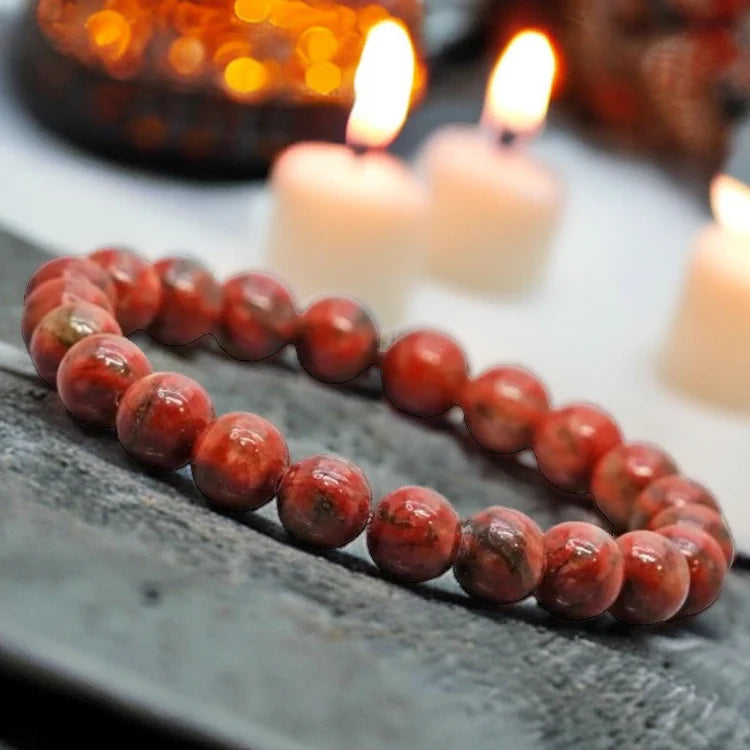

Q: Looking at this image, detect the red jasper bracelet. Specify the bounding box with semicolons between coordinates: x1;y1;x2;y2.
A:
22;250;734;625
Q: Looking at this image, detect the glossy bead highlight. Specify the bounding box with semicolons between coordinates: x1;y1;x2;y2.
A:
277;454;372;549
296;296;378;383
462;366;550;453
536;522;624;619
192;412;289;510
148;257;221;345
57;334;152;427
367;486;461;583
89;247;162;334
592;442;678;529
29;301;122;387
382;329;468;417
533;403;622;492
454;506;545;603
116;372;214;471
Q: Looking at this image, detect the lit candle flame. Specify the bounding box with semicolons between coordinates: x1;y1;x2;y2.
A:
482;30;556;138
711;174;750;237
346;20;415;150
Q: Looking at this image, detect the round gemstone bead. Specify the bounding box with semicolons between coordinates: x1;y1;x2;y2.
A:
57;334;152;428
192;412;289;510
382;329;468;418
116;372;214;471
148;257;221;345
609;530;690;624
296;296;378;383
277;454;372;549
656;525;728;618
453;506;545;603
648;503;734;566
629;475;720;530
367;486;461;583
533;403;622;492
536;522;624;619
89;247;162;334
592;442;678;529
22;276;114;346
462;366;550;453
29;301;122;387
220;272;298;361
25;256;117;304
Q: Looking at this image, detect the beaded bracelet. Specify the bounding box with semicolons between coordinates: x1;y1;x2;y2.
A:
21;250;735;626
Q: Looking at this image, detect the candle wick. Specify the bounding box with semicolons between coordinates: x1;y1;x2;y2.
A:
349;141;369;157
498;128;518;148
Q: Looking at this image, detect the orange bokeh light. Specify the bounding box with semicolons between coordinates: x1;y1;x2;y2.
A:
482;29;556;136
345;19;415;149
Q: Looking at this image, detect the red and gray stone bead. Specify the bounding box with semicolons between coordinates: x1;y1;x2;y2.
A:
277;454;372;549
648;502;734;566
536;521;624;619
57;333;152;427
22;276;114;346
656;525;728;617
454;506;545;603
29;301;122;387
25;255;117;304
591;442;678;529
191;412;289;510
367;486;461;583
148;257;222;345
220;272;298;361
609;530;690;624
629;475;720;530
461;366;550;454
382;329;468;418
89;247;162;334
116;372;214;471
533;403;622;492
296;296;378;383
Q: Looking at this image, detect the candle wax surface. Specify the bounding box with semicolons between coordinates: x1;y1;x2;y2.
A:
662;224;750;410
266;142;427;328
419;125;563;293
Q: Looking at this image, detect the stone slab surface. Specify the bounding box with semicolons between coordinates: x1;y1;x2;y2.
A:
1;232;750;749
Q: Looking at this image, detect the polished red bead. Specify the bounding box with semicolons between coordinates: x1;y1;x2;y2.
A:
629;475;720;530
536;522;624;619
57;334;152;427
148;258;221;345
277;454;372;549
462;366;550;453
296;296;378;383
656;525;728;617
220;272;298;361
367;486;461;583
648;503;734;566
592;442;678;529
191;412;289;510
453;506;545;603
382;329;468;418
609;530;690;624
89;247;162;334
29;301;122;387
533;403;622;492
25;256;117;304
22;276;114;346
116;372;214;471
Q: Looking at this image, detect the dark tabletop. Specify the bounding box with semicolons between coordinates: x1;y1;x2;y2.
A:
1;232;749;750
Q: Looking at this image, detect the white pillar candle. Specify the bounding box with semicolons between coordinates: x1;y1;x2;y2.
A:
419;31;563;293
265;21;427;329
662;175;750;409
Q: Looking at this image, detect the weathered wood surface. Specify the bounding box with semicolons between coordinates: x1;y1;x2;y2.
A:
1;232;749;749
